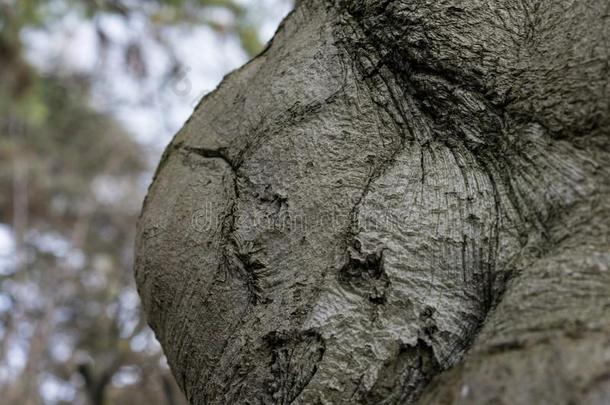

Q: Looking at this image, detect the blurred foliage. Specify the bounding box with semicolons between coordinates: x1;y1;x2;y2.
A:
0;0;292;404
0;68;187;404
1;0;266;59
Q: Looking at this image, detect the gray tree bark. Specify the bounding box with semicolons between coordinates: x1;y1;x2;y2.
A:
134;1;610;403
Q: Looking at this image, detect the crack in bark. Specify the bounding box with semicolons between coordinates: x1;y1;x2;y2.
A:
182;145;239;172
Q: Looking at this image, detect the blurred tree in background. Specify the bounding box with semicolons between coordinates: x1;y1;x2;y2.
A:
0;0;292;404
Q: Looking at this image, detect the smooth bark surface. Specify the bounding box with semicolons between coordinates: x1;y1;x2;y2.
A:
135;1;610;403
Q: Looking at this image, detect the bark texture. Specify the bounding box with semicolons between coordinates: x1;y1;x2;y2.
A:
135;1;610;403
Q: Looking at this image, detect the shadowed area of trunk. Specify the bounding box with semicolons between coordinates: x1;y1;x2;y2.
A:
135;0;610;403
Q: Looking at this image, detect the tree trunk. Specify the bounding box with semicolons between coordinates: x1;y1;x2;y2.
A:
135;1;610;403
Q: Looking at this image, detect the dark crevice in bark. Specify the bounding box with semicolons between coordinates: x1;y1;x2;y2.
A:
182;145;239;172
229;233;272;305
183;156;296;326
263;329;326;405
173;143;262;400
178;146;244;270
338;246;390;305
220;174;271;306
363;339;442;405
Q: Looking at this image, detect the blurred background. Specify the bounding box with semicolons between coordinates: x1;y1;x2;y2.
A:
0;0;292;403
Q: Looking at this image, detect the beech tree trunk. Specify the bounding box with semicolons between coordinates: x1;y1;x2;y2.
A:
135;1;610;403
